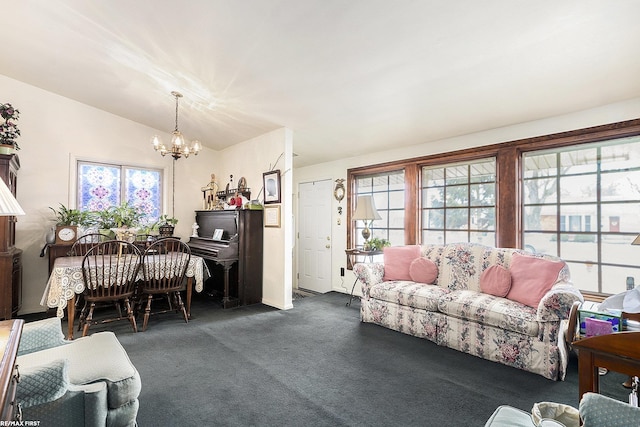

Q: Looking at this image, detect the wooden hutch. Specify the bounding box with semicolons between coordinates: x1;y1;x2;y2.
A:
0;154;21;320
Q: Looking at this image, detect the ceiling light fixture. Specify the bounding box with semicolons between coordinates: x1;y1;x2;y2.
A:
151;91;201;160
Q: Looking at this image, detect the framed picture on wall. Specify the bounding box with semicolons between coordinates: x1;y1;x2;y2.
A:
264;205;281;228
263;170;281;204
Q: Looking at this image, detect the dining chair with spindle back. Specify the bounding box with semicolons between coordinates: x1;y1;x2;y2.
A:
79;240;142;337
138;237;191;331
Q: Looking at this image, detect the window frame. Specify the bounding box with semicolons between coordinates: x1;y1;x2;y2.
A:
347;118;640;298
74;158;165;224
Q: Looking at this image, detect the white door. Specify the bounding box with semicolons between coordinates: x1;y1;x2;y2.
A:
298;180;332;293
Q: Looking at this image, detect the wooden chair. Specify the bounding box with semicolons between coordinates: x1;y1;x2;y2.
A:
138;238;191;331
78;240;142;337
68;232;113;257
69;232;115;330
133;234;160;252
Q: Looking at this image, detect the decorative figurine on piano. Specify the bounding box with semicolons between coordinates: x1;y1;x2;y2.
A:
191;222;199;237
201;173;220;210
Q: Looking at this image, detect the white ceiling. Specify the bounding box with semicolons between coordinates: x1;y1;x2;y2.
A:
2;1;640;167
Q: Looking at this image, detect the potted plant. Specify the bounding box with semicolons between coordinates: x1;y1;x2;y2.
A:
0;103;20;154
363;237;390;252
156;214;178;237
49;204;91;244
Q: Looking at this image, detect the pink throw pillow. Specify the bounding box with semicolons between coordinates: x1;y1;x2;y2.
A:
383;245;421;281
409;258;438;284
480;265;512;297
506;253;564;308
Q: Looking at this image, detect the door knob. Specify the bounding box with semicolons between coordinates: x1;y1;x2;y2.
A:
326;244;331;249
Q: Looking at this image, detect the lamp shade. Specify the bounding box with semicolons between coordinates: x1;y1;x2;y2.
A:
353;195;381;221
0;178;24;216
632;234;640;245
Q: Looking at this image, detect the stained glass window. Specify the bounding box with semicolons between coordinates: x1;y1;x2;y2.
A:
77;161;162;224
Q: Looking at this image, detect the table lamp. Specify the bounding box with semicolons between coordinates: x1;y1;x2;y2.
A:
0;178;24;216
632;234;640;246
352;195;381;244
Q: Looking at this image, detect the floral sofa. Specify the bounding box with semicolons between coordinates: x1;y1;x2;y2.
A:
353;243;584;380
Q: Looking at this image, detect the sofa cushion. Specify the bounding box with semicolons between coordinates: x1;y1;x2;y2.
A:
480;265;512;297
17;331;141;410
438;290;539;337
506;253;565;308
383;245;421;281
370;281;449;311
409;258;438;284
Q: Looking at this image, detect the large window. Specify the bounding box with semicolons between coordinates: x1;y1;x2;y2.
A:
77;161;163;224
421;158;496;245
347;118;640;296
522;137;640;294
354;171;405;247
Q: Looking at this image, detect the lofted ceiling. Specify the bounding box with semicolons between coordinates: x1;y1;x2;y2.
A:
2;1;640;167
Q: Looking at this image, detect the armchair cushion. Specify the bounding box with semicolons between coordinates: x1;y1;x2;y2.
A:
17;316;66;356
579;392;640;427
17;359;69;408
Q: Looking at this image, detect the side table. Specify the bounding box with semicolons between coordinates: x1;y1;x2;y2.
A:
345;248;381;307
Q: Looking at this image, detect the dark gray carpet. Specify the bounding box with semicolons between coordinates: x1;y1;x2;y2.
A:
81;292;629;427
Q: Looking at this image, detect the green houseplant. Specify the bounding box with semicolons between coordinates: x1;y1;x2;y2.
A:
49;204;90;226
363;237;390;251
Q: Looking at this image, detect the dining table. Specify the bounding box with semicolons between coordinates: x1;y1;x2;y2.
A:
41;253;208;339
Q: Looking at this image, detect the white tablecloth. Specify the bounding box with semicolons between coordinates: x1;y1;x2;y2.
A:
41;254;208;317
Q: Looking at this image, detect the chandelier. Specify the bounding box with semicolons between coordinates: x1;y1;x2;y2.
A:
152;91;201;160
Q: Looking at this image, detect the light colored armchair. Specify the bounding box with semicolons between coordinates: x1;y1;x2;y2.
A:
485;393;640;427
16;317;141;427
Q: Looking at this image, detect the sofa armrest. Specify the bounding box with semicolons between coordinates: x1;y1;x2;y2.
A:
353;262;384;298
536;283;584;322
18;317;67;356
17;359;70;409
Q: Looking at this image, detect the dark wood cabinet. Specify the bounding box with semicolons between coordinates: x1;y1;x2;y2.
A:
0;155;21;320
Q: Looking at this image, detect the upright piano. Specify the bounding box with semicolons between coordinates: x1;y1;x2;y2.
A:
188;210;263;307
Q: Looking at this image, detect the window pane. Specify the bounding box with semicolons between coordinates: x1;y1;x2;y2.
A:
470;231;495;245
446;165;468;185
523;232;557;256
423;187;444;208
446;231;468;244
470;207;494;230
601;170;640;202
388;210;405;229
422;230;444;245
559;175;597;203
78;163;120;211
559;205;596;232
388;191;404;209
523;153;557;178
423;209;444;229
445;185;468;207
446;208;468;229
601;203;640;232
469;161;495;183
567;261;598;293
523;178;557;205
600;139;640;171
601;265;640;295
125;168;161;223
559;234;598;262
601;234;638;265
423;168;444;186
470;183;495;206
560;147;598;174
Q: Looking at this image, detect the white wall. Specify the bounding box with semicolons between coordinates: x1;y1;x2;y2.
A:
0;75;219;314
293;97;640;298
218;128;293;310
